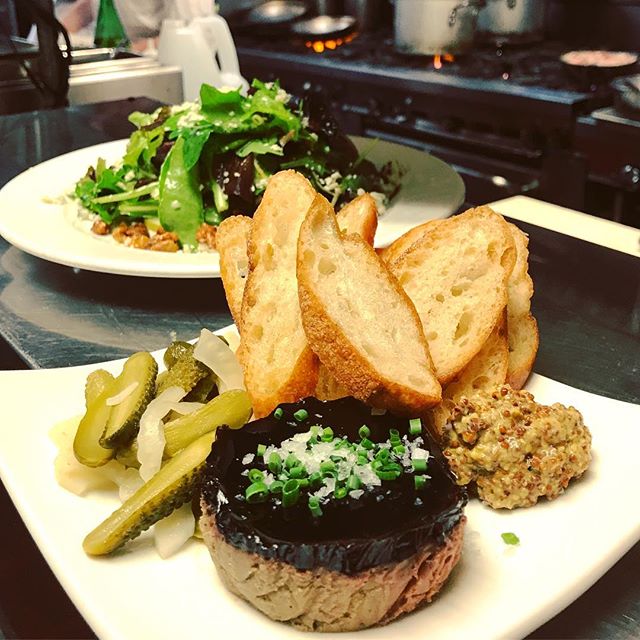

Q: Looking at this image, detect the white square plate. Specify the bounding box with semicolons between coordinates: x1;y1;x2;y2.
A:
0;330;638;640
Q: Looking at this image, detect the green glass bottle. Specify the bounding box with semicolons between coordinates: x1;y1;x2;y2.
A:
94;0;130;49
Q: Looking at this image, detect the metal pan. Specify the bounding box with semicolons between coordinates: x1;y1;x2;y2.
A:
291;14;356;38
560;50;639;86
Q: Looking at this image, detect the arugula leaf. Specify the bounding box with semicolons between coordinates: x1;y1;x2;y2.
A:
236;137;283;158
200;85;244;113
128;110;159;128
158;137;203;248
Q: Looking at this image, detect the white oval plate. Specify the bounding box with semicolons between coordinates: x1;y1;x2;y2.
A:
0;137;464;278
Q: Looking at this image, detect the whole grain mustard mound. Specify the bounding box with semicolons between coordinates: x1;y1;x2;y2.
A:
441;385;592;509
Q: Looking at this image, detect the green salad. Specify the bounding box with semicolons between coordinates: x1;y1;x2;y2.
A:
74;80;402;250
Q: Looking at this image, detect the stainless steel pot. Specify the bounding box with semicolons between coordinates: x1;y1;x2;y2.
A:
394;0;484;56
477;0;545;43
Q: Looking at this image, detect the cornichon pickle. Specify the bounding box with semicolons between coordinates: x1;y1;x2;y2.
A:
74;370;117;467
163;340;193;369
83;431;216;555
115;389;251;467
185;375;217;403
100;352;158;449
163;389;251;457
156;349;211;396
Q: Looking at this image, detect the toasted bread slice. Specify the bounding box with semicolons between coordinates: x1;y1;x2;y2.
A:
389;206;516;385
336;193;378;246
507;312;539;389
505;223;538;388
315;194;379;401
379;219;444;265
297;193;441;414
239;171;319;418
216;215;252;329
428;313;509;437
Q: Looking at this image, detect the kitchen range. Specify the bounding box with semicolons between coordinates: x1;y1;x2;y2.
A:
229;2;640;227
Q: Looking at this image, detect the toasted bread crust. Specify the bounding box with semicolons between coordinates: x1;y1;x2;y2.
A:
390;206;516;385
298;194;441;415
239;171;319;418
216;215;252;329
507;312;539;389
379;219;444;265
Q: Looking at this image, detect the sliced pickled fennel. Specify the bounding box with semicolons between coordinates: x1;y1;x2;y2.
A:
73;370;116;467
83;431;216;556
100;352;158;449
115;389;252;467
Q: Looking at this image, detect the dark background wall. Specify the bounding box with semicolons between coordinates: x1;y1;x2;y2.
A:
546;0;640;49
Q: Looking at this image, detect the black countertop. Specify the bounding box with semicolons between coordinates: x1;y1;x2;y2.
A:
0;99;638;639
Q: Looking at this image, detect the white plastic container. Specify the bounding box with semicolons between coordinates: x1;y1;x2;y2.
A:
158;14;247;101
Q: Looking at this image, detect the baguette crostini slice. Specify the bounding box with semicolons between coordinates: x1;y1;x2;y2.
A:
297;193;441;414
505;223;539;389
379;219;444;265
389;206;516;385
238;171;319;418
428;313;509;438
315;193;379;401
216;215;252;329
336;193;378;246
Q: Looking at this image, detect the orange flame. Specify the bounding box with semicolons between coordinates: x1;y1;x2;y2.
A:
433;53;455;70
305;32;357;54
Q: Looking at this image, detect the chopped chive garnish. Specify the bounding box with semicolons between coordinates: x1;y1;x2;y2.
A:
256;443;266;457
248;468;263;483
409;418;421;435
360;438;374;450
273;407;283;420
412;458;428;472
293;409;308;422
245;482;268;503
414;475;427;490
375;448;390;462
308;496;322;517
309;471;322;488
320;460;335;472
268;452;282;473
285;453;299;469
347;474;361;491
389;428;400;440
334;486;348;499
321;427;334;442
376;469;401;481
269;480;284;494
357;453;369;465
501;532;520;545
322;469;338;479
289;464;306;479
393;444;406;455
298;478;309;489
358;425;370;439
282;479;300;507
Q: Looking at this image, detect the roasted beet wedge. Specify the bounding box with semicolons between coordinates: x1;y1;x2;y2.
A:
200;397;467;632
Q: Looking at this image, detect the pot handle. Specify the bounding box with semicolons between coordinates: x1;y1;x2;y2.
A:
449;0;485;27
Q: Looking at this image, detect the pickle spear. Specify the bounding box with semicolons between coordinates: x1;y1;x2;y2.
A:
100;352;158;449
163;389;251;457
74;370;117;467
83;431;216;555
